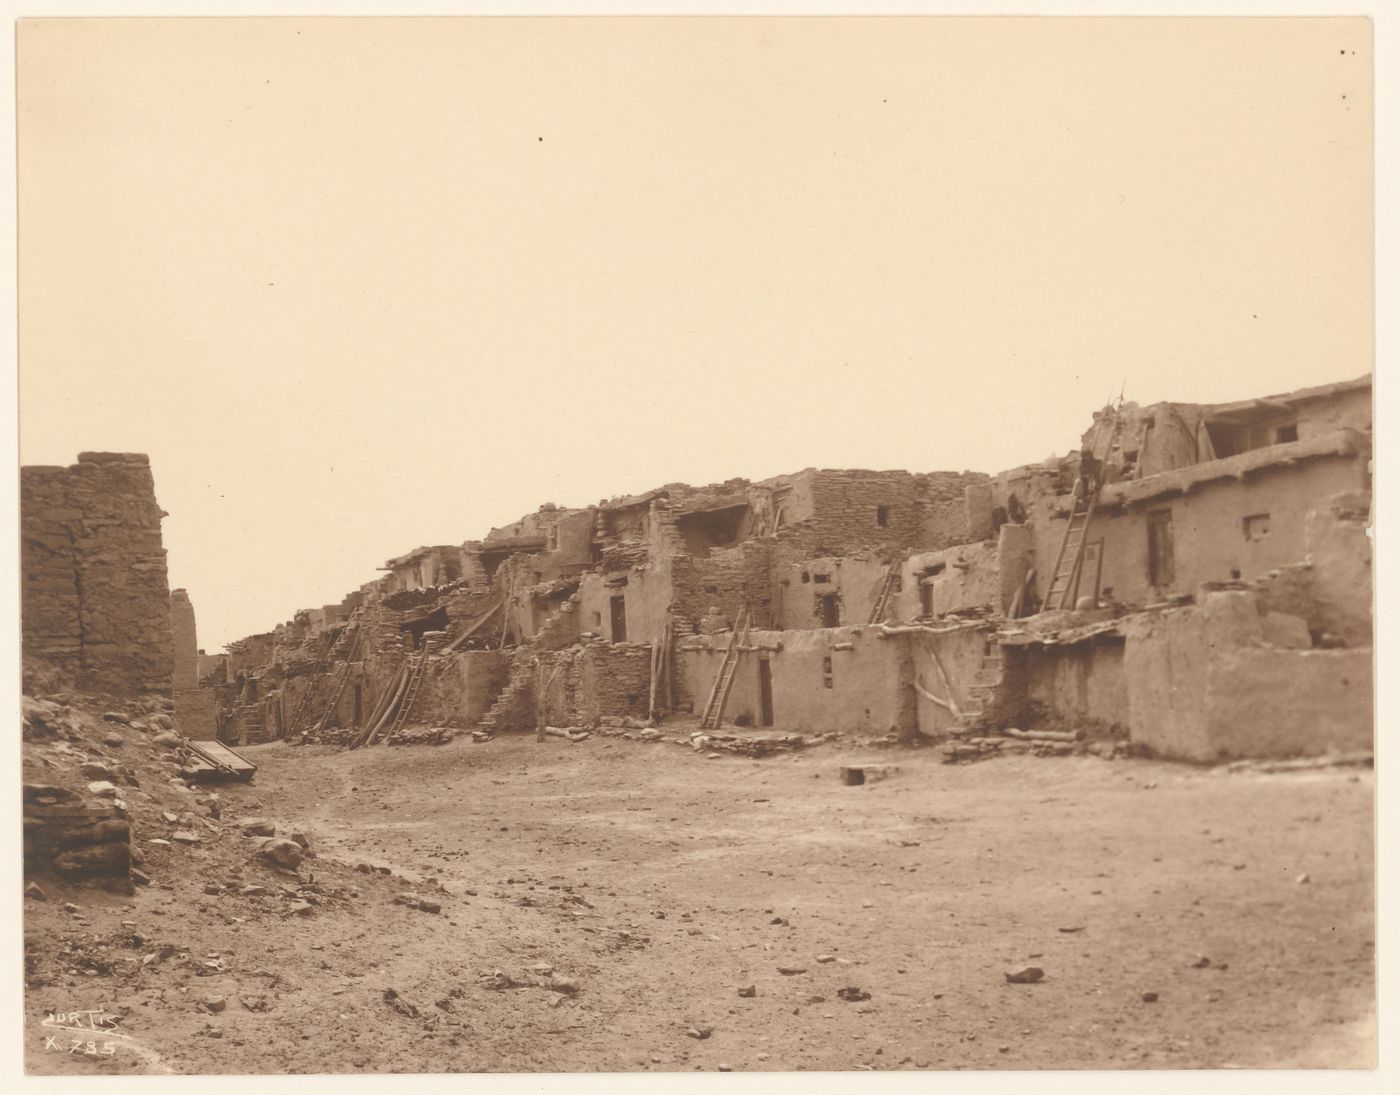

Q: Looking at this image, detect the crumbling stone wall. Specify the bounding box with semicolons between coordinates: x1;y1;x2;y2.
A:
487;640;653;730
576;642;653;723
670;539;777;634
21;453;174;696
23;784;132;890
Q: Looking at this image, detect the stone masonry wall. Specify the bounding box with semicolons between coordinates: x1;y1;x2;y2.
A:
21;453;175;696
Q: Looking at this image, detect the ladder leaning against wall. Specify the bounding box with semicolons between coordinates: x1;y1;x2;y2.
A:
868;559;902;625
1041;406;1124;613
699;606;752;731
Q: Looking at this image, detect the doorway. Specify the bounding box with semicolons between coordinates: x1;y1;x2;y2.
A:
610;595;628;642
1147;509;1175;589
817;593;840;628
353;684;363;725
758;657;775;728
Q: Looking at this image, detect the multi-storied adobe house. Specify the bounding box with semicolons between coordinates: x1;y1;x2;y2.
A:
190;374;1372;763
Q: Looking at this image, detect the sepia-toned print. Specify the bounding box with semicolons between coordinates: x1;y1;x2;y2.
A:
16;13;1374;1077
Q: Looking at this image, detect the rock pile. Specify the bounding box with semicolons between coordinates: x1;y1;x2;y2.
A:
23;783;132;891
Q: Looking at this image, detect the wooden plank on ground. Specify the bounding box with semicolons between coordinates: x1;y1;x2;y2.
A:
189;739;258;780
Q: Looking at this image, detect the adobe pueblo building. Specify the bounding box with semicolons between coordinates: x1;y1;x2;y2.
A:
185;374;1372;763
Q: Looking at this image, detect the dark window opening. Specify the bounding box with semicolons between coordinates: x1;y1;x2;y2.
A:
675;504;749;559
813;574;831;584
817;593;840;628
800;572;811;584
703;584;718;594
1243;513;1271;542
876;505;889;528
1205;418;1299;459
919;582;934;617
401;606;450;650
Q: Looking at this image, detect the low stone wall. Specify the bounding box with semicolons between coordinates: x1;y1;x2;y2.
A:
23;785;132;892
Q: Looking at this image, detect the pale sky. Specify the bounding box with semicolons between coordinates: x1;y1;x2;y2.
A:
16;16;1373;650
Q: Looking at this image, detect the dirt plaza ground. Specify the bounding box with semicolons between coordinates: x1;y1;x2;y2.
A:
25;732;1374;1074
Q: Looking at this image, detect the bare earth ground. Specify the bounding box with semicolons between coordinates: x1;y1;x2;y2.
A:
25;732;1375;1074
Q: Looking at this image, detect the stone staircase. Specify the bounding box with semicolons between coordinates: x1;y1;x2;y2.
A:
478;592;581;731
226;704;271;745
532;589;582;651
478;656;536;732
958;642;1009;732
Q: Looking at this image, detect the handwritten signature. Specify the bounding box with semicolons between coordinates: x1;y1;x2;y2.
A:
39;1009;128;1054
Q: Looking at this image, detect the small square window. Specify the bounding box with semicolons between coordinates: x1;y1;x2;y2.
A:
1243;513;1271;542
813;574;831;584
1276;424;1298;444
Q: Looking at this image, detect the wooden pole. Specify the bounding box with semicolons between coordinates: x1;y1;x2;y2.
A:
662;612;675;715
648;639;660;721
926;647;964;720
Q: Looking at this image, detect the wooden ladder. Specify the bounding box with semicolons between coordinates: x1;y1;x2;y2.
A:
1042;409;1123;613
285;678;321;737
386;649;429;736
700;607;751;731
312;624;363;732
868;560;901;624
286;620;342;735
1042;481;1098;612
